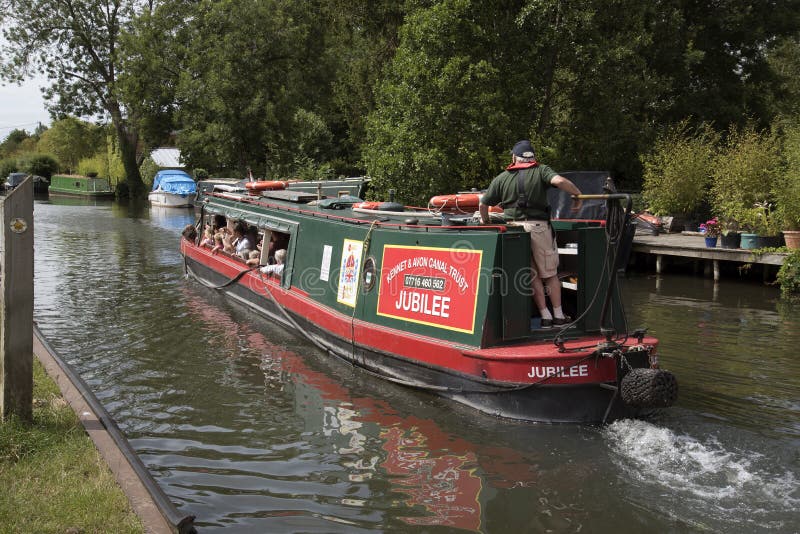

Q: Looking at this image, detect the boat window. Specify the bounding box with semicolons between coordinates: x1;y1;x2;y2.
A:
263;230;290;264
362;257;376;291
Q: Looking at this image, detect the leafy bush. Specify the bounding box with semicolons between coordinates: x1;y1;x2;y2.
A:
640;120;718;216
77;146;125;185
710;125;782;226
139;157;160;187
76;155;105;177
0;158;18;178
18;153;59;179
193;168;209;180
777;250;800;299
775;123;800;230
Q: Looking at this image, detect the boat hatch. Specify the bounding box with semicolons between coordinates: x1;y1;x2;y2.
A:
260;190;319;203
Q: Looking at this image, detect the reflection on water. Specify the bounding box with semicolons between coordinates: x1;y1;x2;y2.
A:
31;201;800;533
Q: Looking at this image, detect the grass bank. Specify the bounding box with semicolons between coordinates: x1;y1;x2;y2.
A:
0;358;143;533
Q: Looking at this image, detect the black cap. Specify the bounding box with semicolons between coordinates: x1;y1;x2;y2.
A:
510;140;536;158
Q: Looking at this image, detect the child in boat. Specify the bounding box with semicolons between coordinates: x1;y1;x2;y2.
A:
200;227;214;248
260;249;286;276
211;234;224;254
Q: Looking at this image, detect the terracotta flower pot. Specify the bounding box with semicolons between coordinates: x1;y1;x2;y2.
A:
784;230;800;250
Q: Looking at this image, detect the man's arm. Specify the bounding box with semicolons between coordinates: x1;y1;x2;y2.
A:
550;175;583;211
479;203;491;224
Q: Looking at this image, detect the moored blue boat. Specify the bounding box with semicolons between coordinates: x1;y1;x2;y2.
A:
149;170;197;208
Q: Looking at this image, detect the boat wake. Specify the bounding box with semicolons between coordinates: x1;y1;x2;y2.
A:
604;419;799;533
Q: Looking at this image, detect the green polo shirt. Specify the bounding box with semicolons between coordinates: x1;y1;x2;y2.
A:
482;164;558;220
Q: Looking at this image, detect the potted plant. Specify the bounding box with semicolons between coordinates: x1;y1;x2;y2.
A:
776;124;800;249
774;181;800;249
699;217;721;247
710;125;781;246
718;216;741;249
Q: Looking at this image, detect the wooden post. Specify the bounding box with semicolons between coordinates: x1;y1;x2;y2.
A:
1;177;33;421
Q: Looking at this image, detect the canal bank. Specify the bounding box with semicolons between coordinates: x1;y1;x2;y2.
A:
33;326;195;534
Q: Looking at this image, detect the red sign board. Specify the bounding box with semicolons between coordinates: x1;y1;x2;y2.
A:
377;245;482;333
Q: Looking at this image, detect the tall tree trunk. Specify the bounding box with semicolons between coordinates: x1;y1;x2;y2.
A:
108;102;145;198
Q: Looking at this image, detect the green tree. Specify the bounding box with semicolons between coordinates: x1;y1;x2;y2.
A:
364;0;513;204
0;129;32;158
167;0;339;178
767;36;800;120
0;0;148;196
36;117;103;173
321;0;406;166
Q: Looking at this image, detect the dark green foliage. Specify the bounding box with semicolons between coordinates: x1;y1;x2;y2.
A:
138;157;160;187
364;0;512;204
17;153;59;179
777;250;800;299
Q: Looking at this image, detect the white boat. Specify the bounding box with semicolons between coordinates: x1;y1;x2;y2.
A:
148;170;197;208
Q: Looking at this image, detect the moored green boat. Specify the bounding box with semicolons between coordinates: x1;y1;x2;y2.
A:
49;174;115;198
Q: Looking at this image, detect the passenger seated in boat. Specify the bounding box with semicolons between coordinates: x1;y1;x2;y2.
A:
211;234;224;254
245;226;259;253
266;231;290;261
245;250;260;267
200;227;214;247
234;223;254;259
260;249;285;276
182;224;198;242
212;214;226;233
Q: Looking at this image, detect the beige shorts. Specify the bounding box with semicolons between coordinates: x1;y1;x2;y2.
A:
514;221;559;279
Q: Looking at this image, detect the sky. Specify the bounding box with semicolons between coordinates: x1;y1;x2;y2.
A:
0;76;52;140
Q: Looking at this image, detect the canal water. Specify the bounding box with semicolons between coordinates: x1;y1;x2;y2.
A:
32;199;799;533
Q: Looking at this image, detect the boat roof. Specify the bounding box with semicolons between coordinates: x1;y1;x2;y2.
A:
153;169;196;192
200;190;511;234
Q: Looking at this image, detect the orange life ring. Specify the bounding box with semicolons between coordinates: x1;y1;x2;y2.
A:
244;180;296;191
429;193;502;213
354;201;382;209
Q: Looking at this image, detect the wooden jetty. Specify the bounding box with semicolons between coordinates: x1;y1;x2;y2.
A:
631;232;787;281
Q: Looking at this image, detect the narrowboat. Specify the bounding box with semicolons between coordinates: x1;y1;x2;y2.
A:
49;174;115;198
181;174;677;423
149;169;197;208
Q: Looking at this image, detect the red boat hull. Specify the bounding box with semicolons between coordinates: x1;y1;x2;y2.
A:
182;240;659;423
